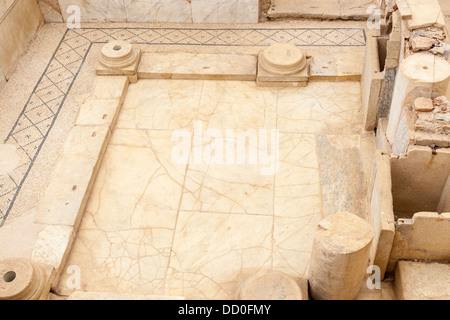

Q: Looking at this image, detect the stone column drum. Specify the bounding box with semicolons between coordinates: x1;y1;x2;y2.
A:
308;212;374;300
0;258;49;300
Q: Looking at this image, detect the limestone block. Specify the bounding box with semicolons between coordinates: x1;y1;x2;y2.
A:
238;271;308;300
31;225;75;282
68;291;185;300
0;0;43;79
138;53;257;81
0;258;55;300
308;212;374;300
395;261;450;300
386;53;450;144
406;0;445;30
96;41;141;76
387;212;450;273
35;126;111;228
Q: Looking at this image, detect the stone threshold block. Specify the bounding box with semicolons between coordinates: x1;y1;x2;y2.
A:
138;52;257;81
35;126;111;228
395;261;450;300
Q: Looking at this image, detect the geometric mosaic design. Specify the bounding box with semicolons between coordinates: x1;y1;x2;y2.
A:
0;27;366;226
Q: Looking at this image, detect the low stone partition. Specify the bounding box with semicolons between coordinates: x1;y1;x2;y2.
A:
367;145;450;278
388;212;450;274
0;0;43;89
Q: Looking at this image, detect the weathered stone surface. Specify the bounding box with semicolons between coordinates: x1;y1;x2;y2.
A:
309;212;374;300
58;0;259;23
31;225;75;281
35;126;111;227
406;0;446;30
395;261;450;300
96;41;141;76
238;271;308;300
388;212;450;273
410;36;438;52
386;53;450;145
391;146;450;217
68;291;184;300
362;30;384;131
0;258;54;300
38;1;63;22
414;97;434;112
369;151;395;279
75;99;122;128
267;0;373;20
0;0;43;80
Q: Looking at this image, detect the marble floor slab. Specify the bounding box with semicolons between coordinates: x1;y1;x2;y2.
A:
58;79;373;299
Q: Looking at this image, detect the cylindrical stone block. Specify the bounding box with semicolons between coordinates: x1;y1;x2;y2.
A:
386;53;450;143
238;271;308;300
308;212;374;300
0;258;47;300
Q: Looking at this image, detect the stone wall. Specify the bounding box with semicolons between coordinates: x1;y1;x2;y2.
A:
387;212;450;273
57;0;260;24
391;146;450;217
0;0;43;89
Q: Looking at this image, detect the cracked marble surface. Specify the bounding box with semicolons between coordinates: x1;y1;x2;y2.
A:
58;79;373;299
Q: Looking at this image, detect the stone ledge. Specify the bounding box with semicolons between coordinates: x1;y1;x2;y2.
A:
138;52;257;81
